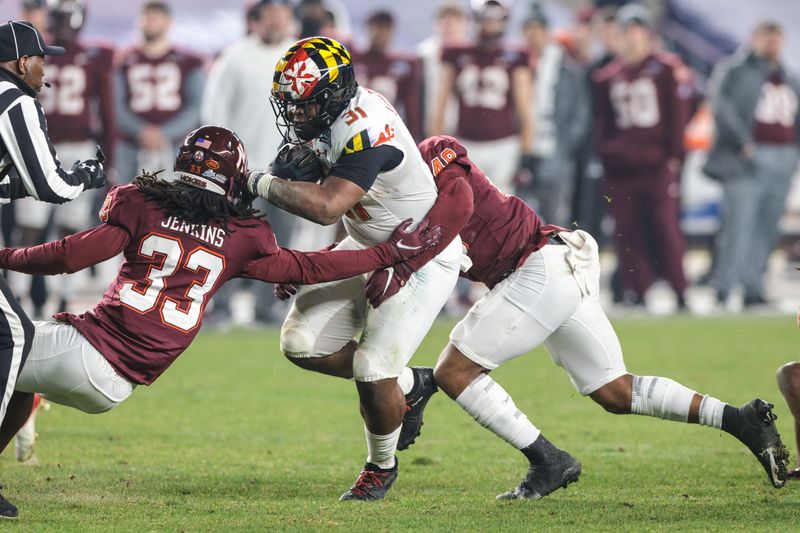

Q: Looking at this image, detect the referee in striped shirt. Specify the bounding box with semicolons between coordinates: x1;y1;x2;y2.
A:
0;20;106;519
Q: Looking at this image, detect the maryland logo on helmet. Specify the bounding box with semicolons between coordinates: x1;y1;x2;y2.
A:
273;37;352;101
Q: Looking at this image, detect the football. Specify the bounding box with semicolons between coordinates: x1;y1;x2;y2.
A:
271;143;327;183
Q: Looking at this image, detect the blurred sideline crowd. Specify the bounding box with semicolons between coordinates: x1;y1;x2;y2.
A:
4;0;800;325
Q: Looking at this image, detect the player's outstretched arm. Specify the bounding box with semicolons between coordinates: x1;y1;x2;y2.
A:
0;224;130;275
241;219;442;285
250;173;365;226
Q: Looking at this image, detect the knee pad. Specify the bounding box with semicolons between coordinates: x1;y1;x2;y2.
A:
279;322;315;358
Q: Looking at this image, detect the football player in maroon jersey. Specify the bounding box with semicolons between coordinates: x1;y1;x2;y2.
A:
429;0;532;194
396;136;788;497
14;0;115;316
351;10;423;139
591;5;689;308
115;1;205;186
0;126;441;502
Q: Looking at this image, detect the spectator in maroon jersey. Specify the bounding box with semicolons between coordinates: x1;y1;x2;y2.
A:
704;21;800;308
592;4;689;309
13;0;115;318
351;10;423;140
114;1;204;188
430;0;532;195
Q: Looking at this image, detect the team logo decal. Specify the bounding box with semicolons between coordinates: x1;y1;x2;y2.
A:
99;193;113;222
206;159;220;170
193;150;204;162
282;57;320;98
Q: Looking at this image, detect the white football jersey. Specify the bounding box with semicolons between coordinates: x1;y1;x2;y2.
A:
311;86;437;246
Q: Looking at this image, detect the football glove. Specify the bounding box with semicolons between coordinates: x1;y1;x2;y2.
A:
72;156;106;190
385;218;443;263
271;143;327;183
365;261;416;308
274;282;298;301
514;153;538;190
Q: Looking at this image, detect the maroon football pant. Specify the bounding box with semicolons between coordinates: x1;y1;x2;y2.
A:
603;167;687;299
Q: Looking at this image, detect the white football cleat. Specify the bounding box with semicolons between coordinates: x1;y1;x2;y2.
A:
15;395;47;464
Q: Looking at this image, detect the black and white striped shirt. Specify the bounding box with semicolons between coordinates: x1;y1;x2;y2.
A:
0;68;88;205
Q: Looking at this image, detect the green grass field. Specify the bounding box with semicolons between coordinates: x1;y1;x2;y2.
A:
2;316;799;531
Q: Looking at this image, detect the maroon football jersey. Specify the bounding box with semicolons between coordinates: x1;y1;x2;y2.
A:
441;45;528;141
56;185;278;384
352;50;423;139
38;40;115;149
418;135;551;288
752;70;798;145
592;52;688;175
117;46;204;128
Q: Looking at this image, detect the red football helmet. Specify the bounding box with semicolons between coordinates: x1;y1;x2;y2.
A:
173;126;249;204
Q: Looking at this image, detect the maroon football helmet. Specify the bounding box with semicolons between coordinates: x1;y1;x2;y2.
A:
48;0;86;43
173;126;249;204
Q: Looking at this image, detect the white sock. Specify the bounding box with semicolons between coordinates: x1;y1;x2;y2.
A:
397;367;415;395
631;375;696;422
455;374;540;449
698;395;726;429
365;425;400;469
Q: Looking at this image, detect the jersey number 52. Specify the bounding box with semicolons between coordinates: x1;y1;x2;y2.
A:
119;233;224;332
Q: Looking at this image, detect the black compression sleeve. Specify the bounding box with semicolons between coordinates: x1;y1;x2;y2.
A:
329;145;404;192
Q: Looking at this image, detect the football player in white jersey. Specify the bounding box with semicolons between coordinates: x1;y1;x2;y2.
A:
247;37;462;501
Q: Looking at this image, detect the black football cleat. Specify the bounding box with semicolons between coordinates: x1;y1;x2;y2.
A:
497;437;581;501
0;492;18;520
398;367;438;451
722;399;789;488
339;459;398;501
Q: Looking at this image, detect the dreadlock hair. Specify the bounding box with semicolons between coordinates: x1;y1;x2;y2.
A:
133;171;259;233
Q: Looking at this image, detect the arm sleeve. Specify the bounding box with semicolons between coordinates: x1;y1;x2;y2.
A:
161;67;205;142
0;223;130;275
113;69;142;140
240;244;397;284
329;145;403;192
0;96;88;203
402;164;474;273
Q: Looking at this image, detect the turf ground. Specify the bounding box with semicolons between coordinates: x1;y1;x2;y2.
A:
1;316;799;531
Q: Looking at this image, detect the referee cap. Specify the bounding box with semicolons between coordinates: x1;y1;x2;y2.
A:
0;20;66;62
